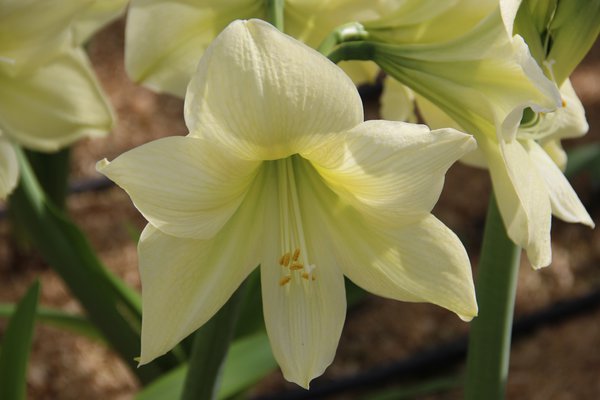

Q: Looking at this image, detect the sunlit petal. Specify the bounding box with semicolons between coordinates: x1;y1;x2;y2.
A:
185;19;363;160
98;136;261;240
304;120;476;226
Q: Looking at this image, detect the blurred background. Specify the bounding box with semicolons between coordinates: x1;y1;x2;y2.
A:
0;16;599;400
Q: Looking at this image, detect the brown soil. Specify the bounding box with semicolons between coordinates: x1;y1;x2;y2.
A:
1;18;599;400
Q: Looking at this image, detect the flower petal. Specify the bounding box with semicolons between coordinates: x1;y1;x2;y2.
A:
380;76;417;123
125;0;264;97
372;9;560;145
0;136;18;199
185;19;363;160
303;120;476;227
299;158;476;323
72;0;129;45
525;140;594;227
480;136;552;268
137;164;271;364
260;160;346;388
0;0;91;72
97;136;261;240
0;47;113;152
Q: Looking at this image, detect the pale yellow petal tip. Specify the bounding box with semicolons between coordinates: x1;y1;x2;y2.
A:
95;158;110;173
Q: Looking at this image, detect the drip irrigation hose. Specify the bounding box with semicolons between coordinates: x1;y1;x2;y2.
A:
252;287;600;400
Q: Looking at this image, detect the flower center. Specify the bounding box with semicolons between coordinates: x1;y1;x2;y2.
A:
276;157;316;287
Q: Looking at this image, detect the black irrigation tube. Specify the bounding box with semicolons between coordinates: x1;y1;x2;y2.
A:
252;287;600;400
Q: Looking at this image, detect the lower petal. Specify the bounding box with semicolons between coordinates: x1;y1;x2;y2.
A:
482;137;552;268
525;140;594;227
137;166;271;364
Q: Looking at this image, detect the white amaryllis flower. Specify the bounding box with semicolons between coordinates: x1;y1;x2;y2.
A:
99;19;478;387
372;8;579;268
0;0;118;199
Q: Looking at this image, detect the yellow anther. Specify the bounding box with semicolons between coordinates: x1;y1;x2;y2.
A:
561;98;567;108
290;261;304;270
279;276;292;286
312;275;316;281
301;272;310;280
292;248;301;261
279;252;291;267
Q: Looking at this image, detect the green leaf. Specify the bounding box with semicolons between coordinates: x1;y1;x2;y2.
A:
0;303;102;341
136;333;277;400
565;143;600;179
0;281;40;400
218;333;277;399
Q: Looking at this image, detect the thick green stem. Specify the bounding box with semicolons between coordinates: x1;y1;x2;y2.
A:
181;282;248;400
266;0;284;31
464;194;521;400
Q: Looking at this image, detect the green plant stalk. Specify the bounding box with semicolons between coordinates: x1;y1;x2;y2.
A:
266;0;285;32
0;281;39;400
181;282;248;400
464;194;521;400
25;148;70;210
9;147;179;383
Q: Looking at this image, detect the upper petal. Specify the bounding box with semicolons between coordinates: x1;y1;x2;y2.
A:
0;135;18;199
185;19;363;161
0;47;113;152
125;0;263;97
137;165;271;363
525;140;594;228
97;136;261;240
303;120;476;227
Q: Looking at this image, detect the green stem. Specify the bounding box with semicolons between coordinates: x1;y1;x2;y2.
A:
266;0;285;32
317;22;369;57
326;41;375;64
464;194;521;400
181;282;248;400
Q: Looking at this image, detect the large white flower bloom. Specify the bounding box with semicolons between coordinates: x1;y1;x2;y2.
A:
99;20;478;387
372;7;593;268
0;0;118;199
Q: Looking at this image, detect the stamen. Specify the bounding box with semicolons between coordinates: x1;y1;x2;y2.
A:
290;261;304;270
301;272;310;280
279;276;292;286
561;98;567;108
279;252;291;267
292;248;301;261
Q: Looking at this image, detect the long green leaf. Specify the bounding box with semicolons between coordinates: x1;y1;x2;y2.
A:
0;303;102;341
136;333;277;400
8;147;180;383
0;281;40;400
